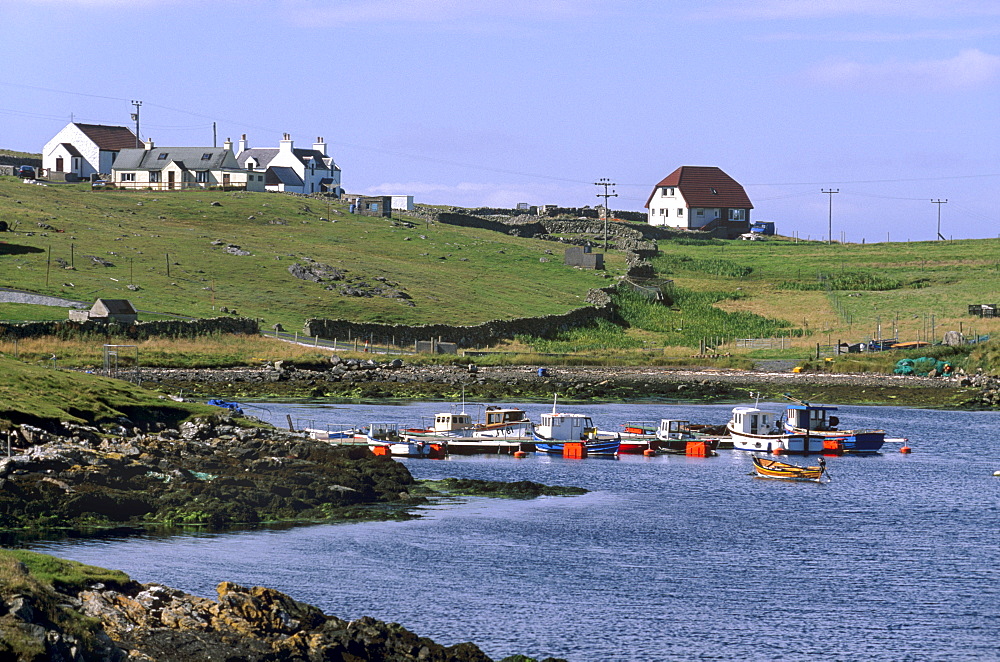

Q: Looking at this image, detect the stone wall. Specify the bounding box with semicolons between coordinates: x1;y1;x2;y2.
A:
305;288;617;349
0;316;260;340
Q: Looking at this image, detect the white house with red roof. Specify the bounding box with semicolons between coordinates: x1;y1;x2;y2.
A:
42;123;139;181
645;166;753;231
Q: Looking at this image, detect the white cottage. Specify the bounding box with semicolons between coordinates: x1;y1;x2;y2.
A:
645;166;753;230
42;123;139;181
111;139;265;191
235;134;341;195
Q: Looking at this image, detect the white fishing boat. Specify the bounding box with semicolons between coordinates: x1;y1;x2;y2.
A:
726;405;823;454
361;422;447;458
532;397;620;456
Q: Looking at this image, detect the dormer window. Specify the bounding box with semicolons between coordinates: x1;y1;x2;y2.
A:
157;153;168;160
201;153;212;160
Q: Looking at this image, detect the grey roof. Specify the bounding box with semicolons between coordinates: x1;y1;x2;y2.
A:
93;298;137;314
267;167;303;186
113;147;234;171
237;148;279;169
236;147;334;171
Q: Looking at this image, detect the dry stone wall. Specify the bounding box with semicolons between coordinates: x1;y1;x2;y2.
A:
0;316;259;340
305;288;617;349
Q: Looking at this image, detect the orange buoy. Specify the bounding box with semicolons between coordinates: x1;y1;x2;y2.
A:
900;445;912;454
772;447;784;455
513;450;528;459
643;449;656;457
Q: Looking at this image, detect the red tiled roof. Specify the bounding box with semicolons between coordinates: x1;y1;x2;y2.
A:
74;123;139;151
645;166;753;210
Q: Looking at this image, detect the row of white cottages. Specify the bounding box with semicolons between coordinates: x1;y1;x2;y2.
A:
42;123;342;196
41;124;754;230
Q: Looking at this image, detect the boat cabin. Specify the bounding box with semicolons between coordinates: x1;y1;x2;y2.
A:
366;422;402;441
537;413;597;441
657;419;692;440
785;404;839;432
729;407;780;435
483;407;529;429
432;412;475;434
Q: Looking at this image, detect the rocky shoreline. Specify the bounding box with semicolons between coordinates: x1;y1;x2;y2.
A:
138;358;1000;408
3;554;563;661
0;413;579;661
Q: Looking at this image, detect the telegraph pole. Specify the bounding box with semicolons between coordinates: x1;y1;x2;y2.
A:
594;178;618;251
931;199;947;240
821;188;839;244
130;100;142;147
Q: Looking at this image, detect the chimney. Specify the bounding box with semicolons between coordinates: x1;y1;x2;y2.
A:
279;133;293;153
223;137;233;153
313;136;326;155
238;133;248;154
144;138;154;151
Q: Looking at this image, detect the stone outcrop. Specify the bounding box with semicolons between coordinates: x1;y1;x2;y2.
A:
1;563;563;661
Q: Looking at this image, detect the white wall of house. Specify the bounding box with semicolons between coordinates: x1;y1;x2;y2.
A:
647;187;691;228
42;125;100;178
390;195;414;211
45;143;85;178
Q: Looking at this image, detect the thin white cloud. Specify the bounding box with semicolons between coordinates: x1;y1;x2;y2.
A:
693;0;1000;20
277;0;601;26
807;49;1000;90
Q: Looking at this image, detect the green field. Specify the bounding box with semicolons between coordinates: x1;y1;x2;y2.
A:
2;175;999;368
0;177;619;330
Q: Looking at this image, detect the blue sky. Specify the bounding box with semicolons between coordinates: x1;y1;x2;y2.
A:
3;0;999;241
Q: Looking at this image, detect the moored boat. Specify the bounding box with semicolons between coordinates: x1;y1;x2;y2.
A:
618;421;660;453
532;407;620;457
782;395;886;454
727;405;823;454
751;455;829;482
361;422;447;458
655;419;720;455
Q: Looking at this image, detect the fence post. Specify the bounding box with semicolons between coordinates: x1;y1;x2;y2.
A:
815;343;820;360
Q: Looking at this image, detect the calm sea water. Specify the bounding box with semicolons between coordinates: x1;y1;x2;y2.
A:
28;402;1000;661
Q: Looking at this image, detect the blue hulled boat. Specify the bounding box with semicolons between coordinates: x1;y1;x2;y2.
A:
782;396;886;454
531;410;620;456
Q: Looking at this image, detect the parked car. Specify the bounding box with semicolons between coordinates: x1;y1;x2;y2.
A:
91;179;107;188
17;165;36;179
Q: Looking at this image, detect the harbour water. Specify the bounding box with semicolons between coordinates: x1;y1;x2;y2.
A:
29;402;1000;661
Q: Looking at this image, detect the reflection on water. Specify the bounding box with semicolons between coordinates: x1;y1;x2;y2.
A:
27;402;1000;661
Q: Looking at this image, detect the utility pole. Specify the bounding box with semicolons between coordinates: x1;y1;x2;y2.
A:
821;189;839;244
594;178;617;251
130;100;142;147
931;199;947;240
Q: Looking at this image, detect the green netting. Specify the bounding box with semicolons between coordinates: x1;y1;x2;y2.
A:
894;357;952;376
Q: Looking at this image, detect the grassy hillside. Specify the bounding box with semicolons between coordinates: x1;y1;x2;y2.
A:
642;236;1000;351
2;175;999;367
0;177;620;329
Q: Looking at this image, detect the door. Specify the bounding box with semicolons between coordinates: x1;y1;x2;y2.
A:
55;157;64;172
168;170;175;190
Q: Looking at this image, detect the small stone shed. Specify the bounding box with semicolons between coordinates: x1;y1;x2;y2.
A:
69;299;138;323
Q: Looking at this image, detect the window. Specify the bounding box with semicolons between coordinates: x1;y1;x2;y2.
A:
201;153;212;160
660;208;667;216
196;170;210;183
710;187;718;195
677;208;684;216
120;172;135;182
730;209;745;221
696;209;704;216
660;186;674;196
157;153;168;160
149;171;160;183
